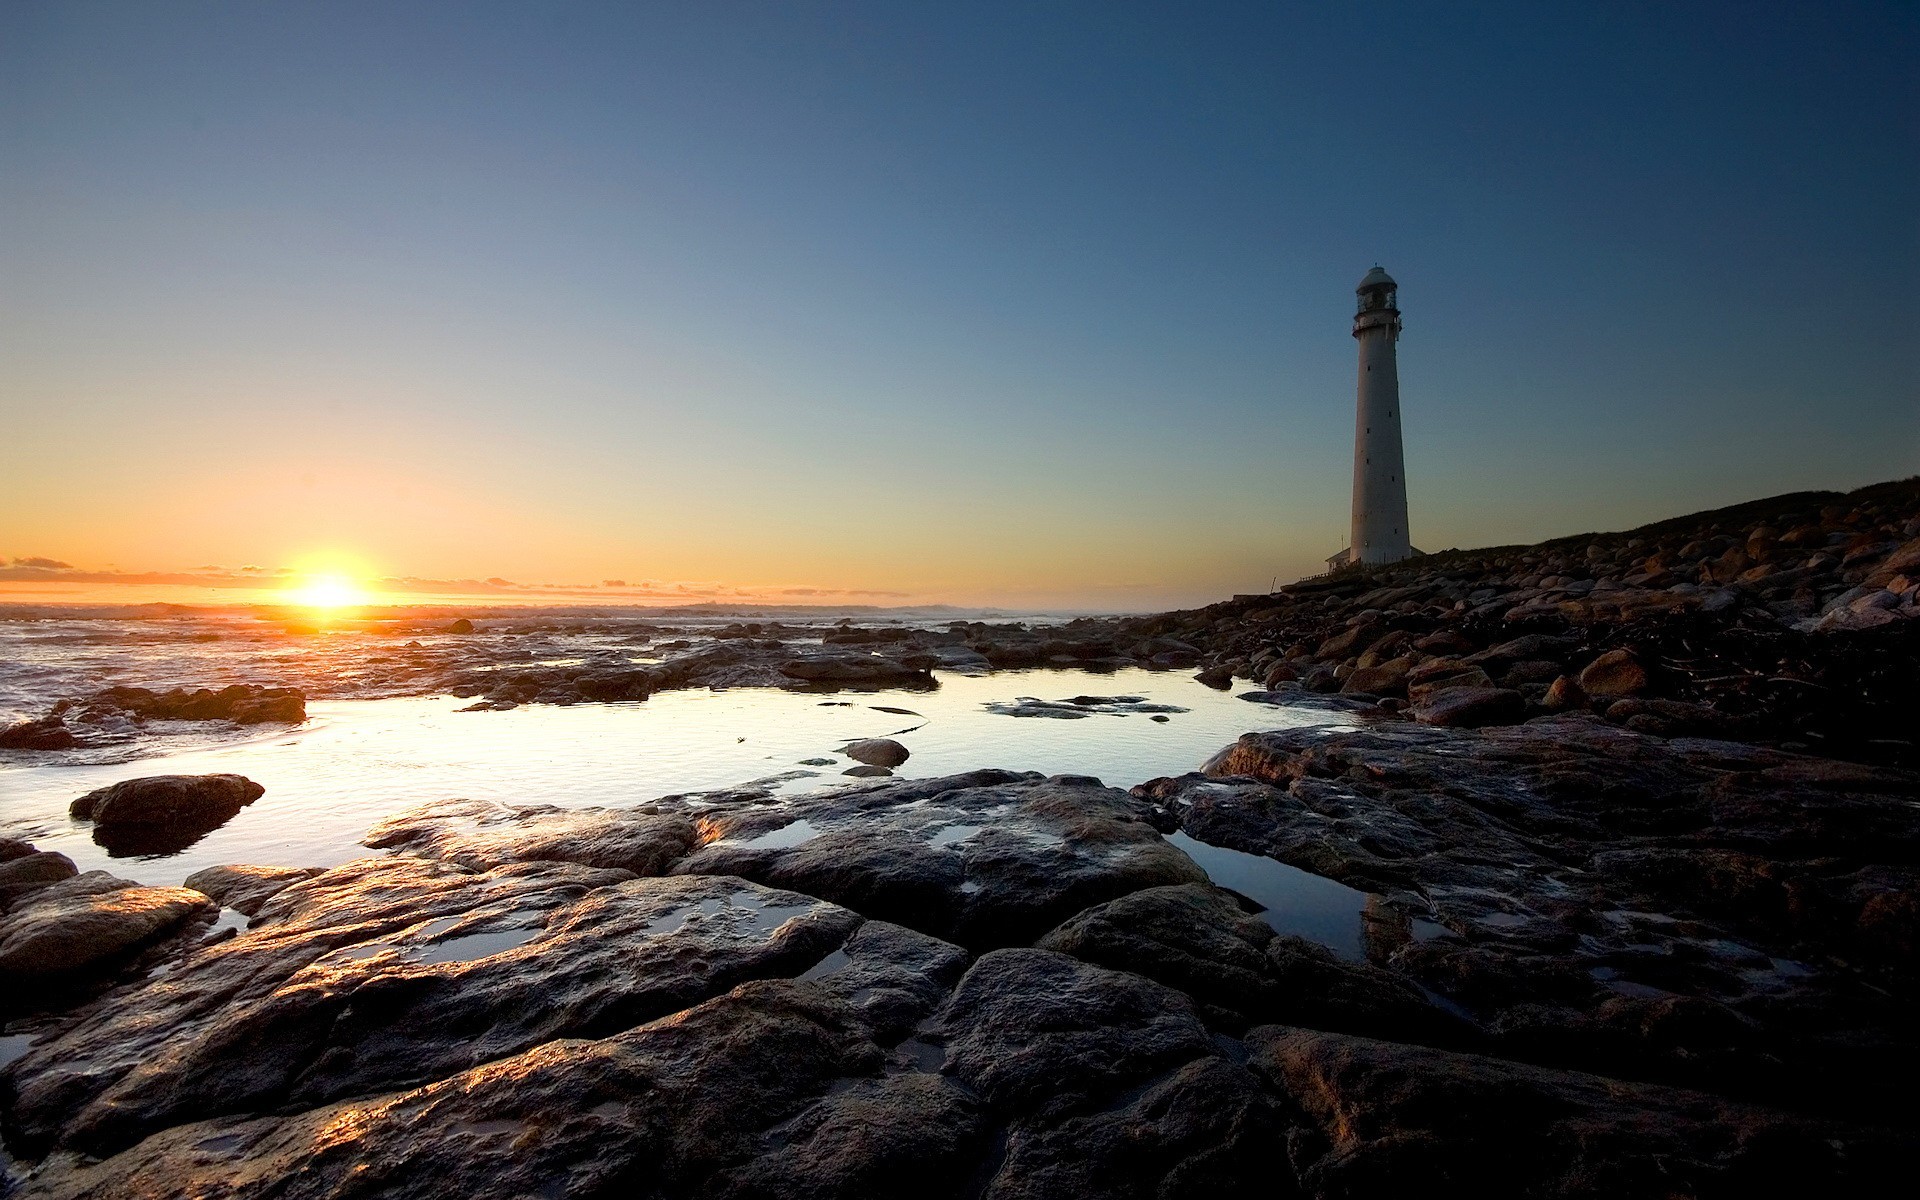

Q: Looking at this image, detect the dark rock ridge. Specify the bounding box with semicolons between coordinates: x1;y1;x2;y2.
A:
1126;476;1920;764
4;762;1911;1195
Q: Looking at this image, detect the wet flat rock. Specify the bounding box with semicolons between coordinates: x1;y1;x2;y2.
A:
1140;715;1920;1111
675;771;1207;950
0;871;215;992
364;797;697;876
3;859;867;1159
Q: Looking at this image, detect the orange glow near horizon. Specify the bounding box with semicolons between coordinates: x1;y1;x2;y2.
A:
284;572;374;610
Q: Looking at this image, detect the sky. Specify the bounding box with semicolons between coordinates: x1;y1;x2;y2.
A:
3;1;1915;610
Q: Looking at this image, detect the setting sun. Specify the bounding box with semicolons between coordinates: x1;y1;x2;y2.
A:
286;573;372;610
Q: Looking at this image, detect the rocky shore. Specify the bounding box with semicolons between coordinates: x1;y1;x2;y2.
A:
1125;477;1920;765
3;479;1918;1196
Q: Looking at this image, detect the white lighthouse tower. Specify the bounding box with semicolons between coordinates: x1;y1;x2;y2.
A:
1344;266;1413;566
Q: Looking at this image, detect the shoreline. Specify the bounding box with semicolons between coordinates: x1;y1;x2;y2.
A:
3;478;1918;1194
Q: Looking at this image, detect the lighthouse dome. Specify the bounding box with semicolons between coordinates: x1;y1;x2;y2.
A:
1356;266;1396;292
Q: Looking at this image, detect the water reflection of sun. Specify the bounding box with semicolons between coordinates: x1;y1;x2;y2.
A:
287;573;372;610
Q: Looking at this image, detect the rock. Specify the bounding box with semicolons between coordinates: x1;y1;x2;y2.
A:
1153;719;1920;1114
68;774;265;854
1411;686;1526;728
1252;1026;1901;1194
843;738;910;768
1541;674;1586;711
0;715;78;749
0;872;214;986
1341;656;1412;697
71;773;264;825
0;850;80;909
365;798;696;876
1576;648;1649;699
842;764;893;777
444;617;475;633
181;864;325;916
90;684;306;724
5;861;862;1159
0;837;34;861
1038;883;1465;1042
935;947;1215;1115
1262;661;1299;687
1404;660;1496;700
674;771;1206;950
985;1056;1287;1199
778;653;937;687
1193;663;1235;689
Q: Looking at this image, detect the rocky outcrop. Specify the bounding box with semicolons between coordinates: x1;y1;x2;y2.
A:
5;763;1913;1194
1130;476;1920;764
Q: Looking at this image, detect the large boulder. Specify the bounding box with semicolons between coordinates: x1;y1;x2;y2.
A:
71;773;264;826
0;872;214;986
68;774;266;855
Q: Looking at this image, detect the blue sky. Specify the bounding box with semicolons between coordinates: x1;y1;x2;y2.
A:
3;2;1914;607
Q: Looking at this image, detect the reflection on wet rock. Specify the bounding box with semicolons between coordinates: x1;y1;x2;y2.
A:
675;771;1207;950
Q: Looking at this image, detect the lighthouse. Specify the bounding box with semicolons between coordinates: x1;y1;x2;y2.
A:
1343;266;1413;566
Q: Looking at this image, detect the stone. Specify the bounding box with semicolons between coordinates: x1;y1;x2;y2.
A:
68;773;266;856
778;653;937;687
985;1057;1287;1200
842;738;910;768
1341;656;1412;697
0;850;80;909
181;864;325;916
365;798;696;876
1541;674;1586;711
0;715;78;749
71;773;264;826
674;771;1206;950
0;872;214;985
842;764;892;777
1412;686;1526;728
1577;648;1649;699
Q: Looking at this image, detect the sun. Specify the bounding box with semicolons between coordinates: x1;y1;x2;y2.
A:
287;573;372;610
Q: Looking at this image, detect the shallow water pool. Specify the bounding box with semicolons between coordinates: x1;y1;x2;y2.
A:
2;668;1354;888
